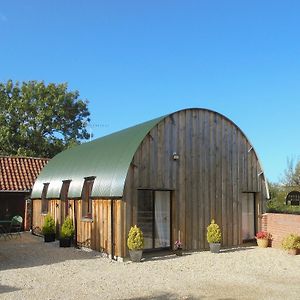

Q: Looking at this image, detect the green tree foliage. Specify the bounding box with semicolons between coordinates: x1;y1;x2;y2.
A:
0;80;90;158
207;219;222;243
42;214;55;235
61;216;74;238
281;157;300;186
127;225;144;250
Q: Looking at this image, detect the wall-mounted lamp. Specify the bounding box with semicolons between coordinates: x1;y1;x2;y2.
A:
258;171;264;176
172;152;180;160
248;146;253;153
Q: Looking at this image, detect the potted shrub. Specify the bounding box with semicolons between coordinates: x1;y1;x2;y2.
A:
255;231;271;248
207;219;222;253
174;240;183;256
127;225;144;262
59;216;74;247
42;214;56;242
281;233;300;255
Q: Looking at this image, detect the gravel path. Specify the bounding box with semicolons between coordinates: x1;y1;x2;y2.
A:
0;233;299;300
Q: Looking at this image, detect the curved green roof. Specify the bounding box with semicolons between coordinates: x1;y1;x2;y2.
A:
31;115;165;199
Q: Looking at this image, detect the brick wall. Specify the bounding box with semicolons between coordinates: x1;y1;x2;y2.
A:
261;213;300;248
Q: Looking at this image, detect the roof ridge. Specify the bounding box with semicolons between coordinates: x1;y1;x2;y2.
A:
0;155;50;161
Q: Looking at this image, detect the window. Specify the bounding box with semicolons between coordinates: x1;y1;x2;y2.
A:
137;189;171;249
60;180;71;218
81;177;95;219
41;183;49;214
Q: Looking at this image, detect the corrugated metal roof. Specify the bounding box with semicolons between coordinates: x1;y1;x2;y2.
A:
31;115;165;199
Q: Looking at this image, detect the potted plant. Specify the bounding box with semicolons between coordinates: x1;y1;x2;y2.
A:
127;225;144;262
207;219;222;253
255;231;271;248
174;240;183;256
59;216;74;247
42;214;56;242
281;233;300;255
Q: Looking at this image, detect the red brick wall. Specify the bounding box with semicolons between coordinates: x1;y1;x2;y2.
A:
261;213;300;248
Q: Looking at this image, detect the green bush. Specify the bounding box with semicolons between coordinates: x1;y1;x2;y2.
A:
127;225;144;250
266;200;300;215
42;214;55;235
281;233;300;250
207;219;222;243
61;216;74;239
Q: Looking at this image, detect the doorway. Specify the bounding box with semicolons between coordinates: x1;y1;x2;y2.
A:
242;193;256;241
137;190;171;250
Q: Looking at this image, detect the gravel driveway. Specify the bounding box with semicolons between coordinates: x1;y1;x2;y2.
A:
0;233;299;300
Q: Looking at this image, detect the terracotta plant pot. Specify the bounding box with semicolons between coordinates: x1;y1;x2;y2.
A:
257;238;268;248
288;248;300;255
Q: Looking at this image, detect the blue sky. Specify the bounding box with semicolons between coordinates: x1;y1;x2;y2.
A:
1;1;300;182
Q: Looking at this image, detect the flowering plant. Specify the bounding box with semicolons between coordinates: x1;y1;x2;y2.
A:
174;240;182;250
255;231;271;240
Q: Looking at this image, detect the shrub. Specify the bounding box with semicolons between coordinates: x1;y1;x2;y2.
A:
267;200;300;215
207;219;222;243
127;225;144;250
281;234;300;250
61;216;74;239
42;214;55;235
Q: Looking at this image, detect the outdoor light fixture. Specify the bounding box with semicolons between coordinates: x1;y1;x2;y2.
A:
172;152;180;160
248;146;253;153
258;171;264;176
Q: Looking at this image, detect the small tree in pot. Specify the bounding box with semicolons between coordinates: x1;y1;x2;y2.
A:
127;225;144;262
42;214;56;242
281;233;300;255
59;217;74;247
207;219;222;253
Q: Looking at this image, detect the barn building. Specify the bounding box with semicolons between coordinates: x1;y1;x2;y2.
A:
0;156;49;230
31;108;269;258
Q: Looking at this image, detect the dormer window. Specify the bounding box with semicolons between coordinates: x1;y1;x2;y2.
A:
81;177;95;219
41;183;49;214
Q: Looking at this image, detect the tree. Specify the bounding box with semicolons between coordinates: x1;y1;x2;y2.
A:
0;80;90;158
281;157;300;186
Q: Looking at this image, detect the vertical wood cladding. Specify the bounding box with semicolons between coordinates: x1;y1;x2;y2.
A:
32;198;125;257
124;109;268;250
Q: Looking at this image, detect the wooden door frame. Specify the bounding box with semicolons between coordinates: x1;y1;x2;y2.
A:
137;188;173;252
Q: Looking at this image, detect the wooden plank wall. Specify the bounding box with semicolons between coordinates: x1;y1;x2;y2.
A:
123;109;268;251
32;198;125;257
32;199;58;234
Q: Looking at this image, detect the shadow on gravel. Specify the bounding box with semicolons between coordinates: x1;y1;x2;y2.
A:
0;284;22;294
0;232;104;271
123;292;202;299
220;246;255;253
142;250;192;262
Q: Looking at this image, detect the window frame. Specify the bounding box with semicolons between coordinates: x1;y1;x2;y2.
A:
41;183;50;214
81;177;95;220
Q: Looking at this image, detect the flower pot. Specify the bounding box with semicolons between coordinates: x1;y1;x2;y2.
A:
288;248;300;255
44;233;55;242
174;248;183;256
59;237;72;247
209;243;221;253
257;238;268;248
129;250;143;262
